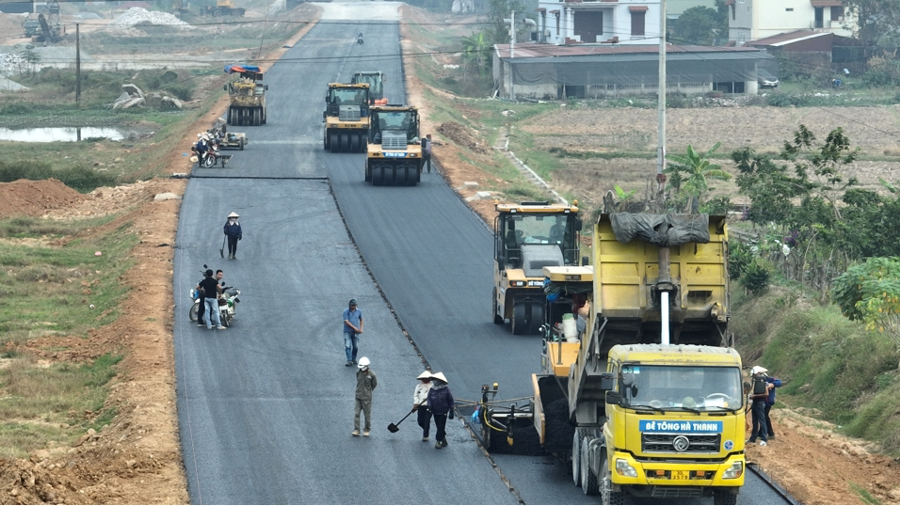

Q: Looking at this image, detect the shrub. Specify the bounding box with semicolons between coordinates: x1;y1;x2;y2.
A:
740;257;771;295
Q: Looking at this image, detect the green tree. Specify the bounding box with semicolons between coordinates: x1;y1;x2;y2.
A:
674;7;725;45
461;31;490;76
844;0;900;45
19;48;41;78
832;257;900;347
485;0;524;44
664;143;731;212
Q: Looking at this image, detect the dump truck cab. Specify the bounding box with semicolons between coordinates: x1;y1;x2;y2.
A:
492;201;582;335
323;83;370;153
23;15;41;37
350;71;386;104
596;344;745;504
224;64;267;126
364;105;423;186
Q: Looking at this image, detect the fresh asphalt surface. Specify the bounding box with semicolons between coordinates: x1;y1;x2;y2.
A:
174;2;790;503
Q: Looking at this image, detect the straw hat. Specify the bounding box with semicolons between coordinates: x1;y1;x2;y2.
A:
416;371;432;380
430;372;448;384
227;212;240;218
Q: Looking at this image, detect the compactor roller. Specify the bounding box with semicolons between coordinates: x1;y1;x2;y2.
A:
323;83;370;153
224;64;267;127
365;106;423;186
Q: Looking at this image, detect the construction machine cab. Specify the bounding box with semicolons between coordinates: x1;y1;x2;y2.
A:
324;84;370;120
492;201;582;335
369;107;418;146
351;71;386;104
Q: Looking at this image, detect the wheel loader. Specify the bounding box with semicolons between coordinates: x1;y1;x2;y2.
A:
350;71;387;105
492;201;582;335
224;64;267;126
365;106;423;186
323;83;370;153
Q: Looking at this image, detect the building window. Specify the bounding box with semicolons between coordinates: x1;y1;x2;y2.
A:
738;32;745;43
730;4;735;20
831;6;844;21
631;11;645;36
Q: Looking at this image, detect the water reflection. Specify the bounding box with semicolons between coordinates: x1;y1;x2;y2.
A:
0;127;127;142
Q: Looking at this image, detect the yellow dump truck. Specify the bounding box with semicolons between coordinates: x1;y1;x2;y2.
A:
365;105;423;186
323;83;370;153
491;200;583;335
482;212;744;504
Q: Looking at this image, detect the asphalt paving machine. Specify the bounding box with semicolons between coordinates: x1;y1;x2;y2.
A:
323;83;370;153
365;105;423;186
224;64;267;126
492;201;583;335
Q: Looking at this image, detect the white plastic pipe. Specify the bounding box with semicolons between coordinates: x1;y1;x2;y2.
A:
661;291;670;345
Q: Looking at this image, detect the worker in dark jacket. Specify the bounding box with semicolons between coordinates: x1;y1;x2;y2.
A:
224;212;242;259
426;372;454;449
765;373;783;439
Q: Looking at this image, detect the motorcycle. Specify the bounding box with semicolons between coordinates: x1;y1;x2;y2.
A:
189;265;241;327
191;141;221;168
357;33;364;45
189;286;241;327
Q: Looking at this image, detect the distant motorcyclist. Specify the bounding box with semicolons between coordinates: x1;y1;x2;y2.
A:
357;31;364;45
192;133;210;166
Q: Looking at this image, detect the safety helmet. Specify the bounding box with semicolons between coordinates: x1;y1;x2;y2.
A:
358;357;370;368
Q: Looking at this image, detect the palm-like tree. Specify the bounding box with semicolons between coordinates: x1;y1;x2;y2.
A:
461;32;489;76
664;142;731;211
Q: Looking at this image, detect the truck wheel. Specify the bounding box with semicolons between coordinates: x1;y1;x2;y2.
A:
213;8;222;16
492;289;503;324
189;302;199;322
600;458;625;505
231;9;241;16
581;438;600;495
511;302;526;335
349;133;360;152
713;491;738;505
571;430;583;487
329;132;339;152
239;138;244;150
261;109;267;125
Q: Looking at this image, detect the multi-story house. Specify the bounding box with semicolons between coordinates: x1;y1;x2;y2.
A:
726;0;856;45
536;0;662;45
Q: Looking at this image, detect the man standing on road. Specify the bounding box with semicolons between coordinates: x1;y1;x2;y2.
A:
197;269;224;326
413;371;434;442
224;212;242;260
343;298;364;366
746;366;770;447
422;133;433;173
196;269;224;330
352;357;377;437
426;372;454;449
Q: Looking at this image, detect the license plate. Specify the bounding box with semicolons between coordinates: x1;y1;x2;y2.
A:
671;470;689;481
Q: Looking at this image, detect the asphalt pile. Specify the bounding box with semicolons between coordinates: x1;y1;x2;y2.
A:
110;7;192;29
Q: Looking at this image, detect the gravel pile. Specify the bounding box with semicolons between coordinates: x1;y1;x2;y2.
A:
110;7;191;29
0;45;96;75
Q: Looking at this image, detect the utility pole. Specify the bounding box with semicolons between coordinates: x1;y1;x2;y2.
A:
75;23;81;105
656;0;672;346
510;11;515;100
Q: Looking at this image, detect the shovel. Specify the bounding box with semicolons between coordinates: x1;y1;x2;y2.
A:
219;236;226;258
388;403;423;433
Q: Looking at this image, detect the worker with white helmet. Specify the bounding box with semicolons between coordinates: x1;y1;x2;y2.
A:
352;357;377;437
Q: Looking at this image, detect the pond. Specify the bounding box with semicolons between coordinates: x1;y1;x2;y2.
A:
0;127;133;142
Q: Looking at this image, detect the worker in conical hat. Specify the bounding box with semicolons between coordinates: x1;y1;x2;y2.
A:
223;212;242;259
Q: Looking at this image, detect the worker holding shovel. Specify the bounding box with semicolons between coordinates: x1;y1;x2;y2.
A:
426;372;454;449
412;371;434;442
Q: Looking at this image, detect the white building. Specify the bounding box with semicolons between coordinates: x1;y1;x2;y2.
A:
726;0;856;45
536;0;662;45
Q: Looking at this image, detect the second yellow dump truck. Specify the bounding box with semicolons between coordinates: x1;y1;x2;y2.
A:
482;212;744;504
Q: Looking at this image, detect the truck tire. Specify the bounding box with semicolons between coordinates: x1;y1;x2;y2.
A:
581;438;600;495
492;289;504;324
239;138;244;150
571;429;583;486
213;8;222;16
600;458;625;505
713;491;738;505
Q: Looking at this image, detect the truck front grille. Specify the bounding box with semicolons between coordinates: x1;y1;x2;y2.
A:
382;131;407;149
642;433;721;454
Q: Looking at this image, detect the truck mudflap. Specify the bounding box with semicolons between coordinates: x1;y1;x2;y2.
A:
606;450;745;489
